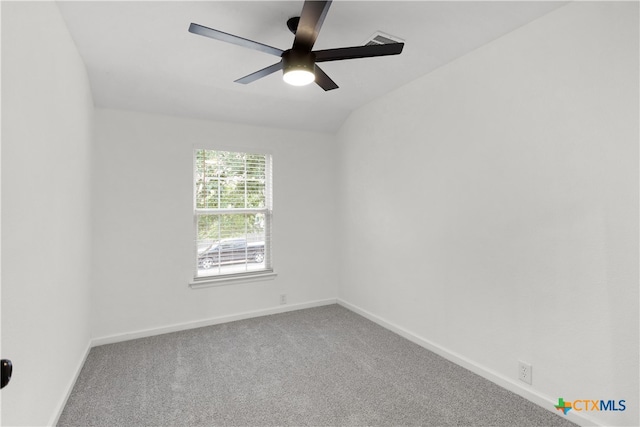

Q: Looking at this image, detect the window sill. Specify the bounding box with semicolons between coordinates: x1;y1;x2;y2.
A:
189;270;277;289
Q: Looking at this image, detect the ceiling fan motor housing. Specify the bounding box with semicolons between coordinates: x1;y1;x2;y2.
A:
282;50;316;75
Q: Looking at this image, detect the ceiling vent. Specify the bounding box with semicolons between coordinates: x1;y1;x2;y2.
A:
363;31;404;46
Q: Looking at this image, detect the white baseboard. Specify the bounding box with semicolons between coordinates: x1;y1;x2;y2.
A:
49;341;91;427
337;299;599;427
91;298;338;347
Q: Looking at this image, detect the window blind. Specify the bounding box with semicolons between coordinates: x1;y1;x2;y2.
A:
194;150;272;279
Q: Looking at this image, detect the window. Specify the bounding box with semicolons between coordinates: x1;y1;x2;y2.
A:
193;149;273;284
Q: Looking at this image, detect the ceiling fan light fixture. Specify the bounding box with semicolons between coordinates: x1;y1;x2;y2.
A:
282;50;315;86
283;69;315;86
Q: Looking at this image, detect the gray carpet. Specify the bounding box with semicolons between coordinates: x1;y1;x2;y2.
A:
59;305;577;426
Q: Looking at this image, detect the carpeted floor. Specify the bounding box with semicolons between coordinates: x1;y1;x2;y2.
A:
59;304;577;426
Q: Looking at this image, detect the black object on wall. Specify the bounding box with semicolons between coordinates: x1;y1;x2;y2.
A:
1;359;12;389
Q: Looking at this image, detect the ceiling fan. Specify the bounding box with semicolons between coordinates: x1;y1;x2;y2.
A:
188;0;404;91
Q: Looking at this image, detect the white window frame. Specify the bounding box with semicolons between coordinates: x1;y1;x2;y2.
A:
190;148;276;288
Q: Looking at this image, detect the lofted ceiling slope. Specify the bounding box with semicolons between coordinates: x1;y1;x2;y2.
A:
57;1;567;133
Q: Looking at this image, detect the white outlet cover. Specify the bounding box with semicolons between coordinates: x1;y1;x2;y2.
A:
518;361;532;384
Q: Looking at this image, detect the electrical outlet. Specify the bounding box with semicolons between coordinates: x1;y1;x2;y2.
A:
518;361;532;384
280;294;287;305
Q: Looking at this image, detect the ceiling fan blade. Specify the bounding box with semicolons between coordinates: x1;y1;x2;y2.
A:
189;23;283;57
292;0;332;52
314;43;404;63
314;65;338;91
235;61;283;84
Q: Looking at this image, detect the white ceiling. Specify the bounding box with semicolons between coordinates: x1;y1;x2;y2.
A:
57;1;567;133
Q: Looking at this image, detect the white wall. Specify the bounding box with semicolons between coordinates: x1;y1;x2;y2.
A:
1;2;94;426
91;109;339;340
337;2;638;426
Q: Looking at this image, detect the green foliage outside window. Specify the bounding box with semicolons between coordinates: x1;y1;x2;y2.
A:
195;150;267;242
